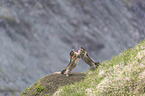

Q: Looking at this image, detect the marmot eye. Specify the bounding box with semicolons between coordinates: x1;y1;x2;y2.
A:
70;51;74;56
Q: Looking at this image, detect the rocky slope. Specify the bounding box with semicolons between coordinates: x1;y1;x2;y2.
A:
21;39;145;96
0;0;145;95
21;72;86;96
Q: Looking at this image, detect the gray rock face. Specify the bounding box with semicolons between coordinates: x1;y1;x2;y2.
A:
0;0;145;95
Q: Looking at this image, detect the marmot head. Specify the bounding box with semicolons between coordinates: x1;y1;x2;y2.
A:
70;49;75;56
78;47;86;57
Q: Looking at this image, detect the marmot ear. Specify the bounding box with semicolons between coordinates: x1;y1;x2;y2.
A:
81;47;85;50
70;49;74;56
80;47;86;53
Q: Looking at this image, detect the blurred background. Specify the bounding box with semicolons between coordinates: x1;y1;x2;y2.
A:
0;0;145;95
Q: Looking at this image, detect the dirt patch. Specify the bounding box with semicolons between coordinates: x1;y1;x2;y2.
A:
21;72;85;96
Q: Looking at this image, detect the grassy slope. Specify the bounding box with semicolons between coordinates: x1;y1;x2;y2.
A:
21;73;86;96
21;39;145;96
54;39;145;96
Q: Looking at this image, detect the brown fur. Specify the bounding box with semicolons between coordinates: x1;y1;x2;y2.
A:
61;47;100;76
78;47;99;69
61;49;80;76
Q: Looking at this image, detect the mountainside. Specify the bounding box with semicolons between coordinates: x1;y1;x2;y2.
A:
0;0;145;95
21;39;145;96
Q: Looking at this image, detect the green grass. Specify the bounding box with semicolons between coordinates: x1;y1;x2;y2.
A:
21;39;145;96
54;39;145;96
21;82;46;96
35;84;45;92
21;83;36;95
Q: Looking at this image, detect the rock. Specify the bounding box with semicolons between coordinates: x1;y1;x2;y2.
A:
0;0;145;95
21;72;85;96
